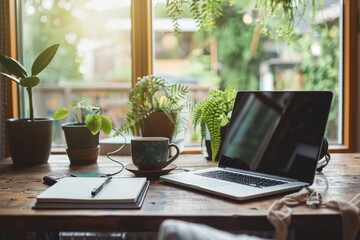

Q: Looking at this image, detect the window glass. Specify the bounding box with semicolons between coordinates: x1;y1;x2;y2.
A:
19;0;342;148
153;1;222;146
153;0;341;145
20;0;131;145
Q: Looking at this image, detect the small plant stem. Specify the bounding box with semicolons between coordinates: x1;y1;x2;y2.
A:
81;108;86;124
26;87;34;122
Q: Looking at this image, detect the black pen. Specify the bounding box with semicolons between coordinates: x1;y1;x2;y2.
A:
91;176;112;197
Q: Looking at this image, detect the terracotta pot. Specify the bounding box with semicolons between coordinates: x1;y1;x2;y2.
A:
62;123;99;164
5;118;53;166
140;112;177;141
66;147;99;165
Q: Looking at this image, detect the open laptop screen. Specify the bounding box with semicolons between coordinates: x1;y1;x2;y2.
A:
219;91;333;184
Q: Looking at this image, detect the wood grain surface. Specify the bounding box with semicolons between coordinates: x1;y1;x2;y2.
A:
0;153;359;235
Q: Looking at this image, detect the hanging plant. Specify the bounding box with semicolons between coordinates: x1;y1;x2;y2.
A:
165;0;319;40
257;0;319;41
166;0;230;34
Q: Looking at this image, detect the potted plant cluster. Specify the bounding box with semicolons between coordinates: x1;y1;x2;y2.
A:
117;75;191;142
54;100;113;164
0;44;59;166
193;86;237;161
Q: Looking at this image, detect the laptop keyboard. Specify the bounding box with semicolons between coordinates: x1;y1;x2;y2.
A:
195;170;286;188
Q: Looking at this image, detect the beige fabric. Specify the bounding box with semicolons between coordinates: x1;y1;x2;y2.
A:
158;219;267;240
158;188;360;240
266;188;311;240
266;188;360;240
326;193;360;240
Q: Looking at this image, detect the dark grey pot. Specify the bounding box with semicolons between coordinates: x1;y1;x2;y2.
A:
205;125;228;161
5;118;53;167
62;123;99;149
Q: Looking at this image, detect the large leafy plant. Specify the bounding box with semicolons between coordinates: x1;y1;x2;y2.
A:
193;86;236;161
53;100;113;135
118;75;190;138
0;44;59;121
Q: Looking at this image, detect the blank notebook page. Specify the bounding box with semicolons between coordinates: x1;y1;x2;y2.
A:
37;177;147;204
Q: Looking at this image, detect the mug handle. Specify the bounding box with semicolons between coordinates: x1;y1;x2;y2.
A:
166;143;180;165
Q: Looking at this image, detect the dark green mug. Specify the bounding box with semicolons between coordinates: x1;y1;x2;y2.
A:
131;137;180;170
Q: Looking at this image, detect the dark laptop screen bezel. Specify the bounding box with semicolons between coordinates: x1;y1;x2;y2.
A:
218;91;333;184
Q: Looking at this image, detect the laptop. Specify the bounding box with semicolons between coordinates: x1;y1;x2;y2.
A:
161;91;333;200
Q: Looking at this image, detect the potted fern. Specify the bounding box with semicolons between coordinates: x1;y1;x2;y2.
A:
54;100;113;164
193;86;237;161
118;75;190;142
0;44;59;166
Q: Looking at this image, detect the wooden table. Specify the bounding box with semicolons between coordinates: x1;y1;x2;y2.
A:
0;153;359;239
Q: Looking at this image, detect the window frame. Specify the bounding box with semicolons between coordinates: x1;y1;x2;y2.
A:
1;0;18;158
131;0;153;84
340;0;358;153
2;0;358;157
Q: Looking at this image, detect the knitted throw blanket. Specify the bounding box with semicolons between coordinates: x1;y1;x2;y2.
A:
266;188;360;240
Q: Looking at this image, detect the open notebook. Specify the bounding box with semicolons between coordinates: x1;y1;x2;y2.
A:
161;91;333;200
34;177;149;209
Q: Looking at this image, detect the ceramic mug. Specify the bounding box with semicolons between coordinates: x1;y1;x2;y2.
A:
131;137;180;170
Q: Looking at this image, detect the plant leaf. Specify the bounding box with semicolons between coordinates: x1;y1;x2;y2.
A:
85;114;102;135
203;98;222;160
71;100;85;109
53;107;69;120
100;115;113;135
31;44;59;76
19;76;40;88
0;54;27;78
192;86;236;161
0;72;20;83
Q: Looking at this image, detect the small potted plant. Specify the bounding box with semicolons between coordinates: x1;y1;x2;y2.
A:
192;86;237;161
118;75;191;142
0;44;59;166
54;100;113;164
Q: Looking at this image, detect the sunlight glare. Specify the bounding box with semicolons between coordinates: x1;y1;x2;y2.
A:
25;5;35;16
42;0;53;10
65;33;78;44
58;0;72;11
85;0;130;12
40;15;48;23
